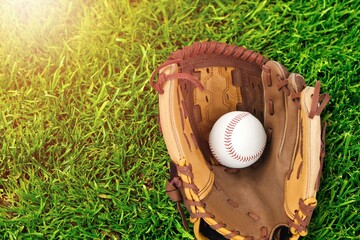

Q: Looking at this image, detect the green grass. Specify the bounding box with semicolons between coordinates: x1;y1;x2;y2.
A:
0;0;358;239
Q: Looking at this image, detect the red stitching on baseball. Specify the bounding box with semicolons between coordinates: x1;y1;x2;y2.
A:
209;141;220;162
224;113;265;162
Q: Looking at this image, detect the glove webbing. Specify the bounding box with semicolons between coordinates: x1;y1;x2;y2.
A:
150;41;267;94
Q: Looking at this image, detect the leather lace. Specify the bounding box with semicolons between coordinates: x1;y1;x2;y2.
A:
288;198;316;235
309;81;330;119
150;41;267;94
167;164;242;238
275;73;329;116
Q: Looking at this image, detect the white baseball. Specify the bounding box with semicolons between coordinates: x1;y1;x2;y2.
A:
209;111;267;168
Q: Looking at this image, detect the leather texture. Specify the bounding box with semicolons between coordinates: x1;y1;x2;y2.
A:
151;42;330;240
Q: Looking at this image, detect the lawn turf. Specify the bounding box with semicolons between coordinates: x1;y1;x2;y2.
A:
0;0;359;239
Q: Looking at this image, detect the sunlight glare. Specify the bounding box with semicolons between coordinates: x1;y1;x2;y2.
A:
4;0;56;23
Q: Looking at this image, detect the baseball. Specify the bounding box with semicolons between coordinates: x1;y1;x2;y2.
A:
209;111;267;168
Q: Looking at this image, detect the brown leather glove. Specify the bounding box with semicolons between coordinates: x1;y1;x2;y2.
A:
150;42;330;240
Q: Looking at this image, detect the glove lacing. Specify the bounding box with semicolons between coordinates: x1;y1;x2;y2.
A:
150;42;267;94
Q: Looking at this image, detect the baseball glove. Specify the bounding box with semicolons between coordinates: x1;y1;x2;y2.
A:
150;42;330;240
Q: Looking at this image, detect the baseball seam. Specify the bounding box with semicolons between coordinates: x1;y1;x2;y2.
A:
209;141;220;163
224;113;265;162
